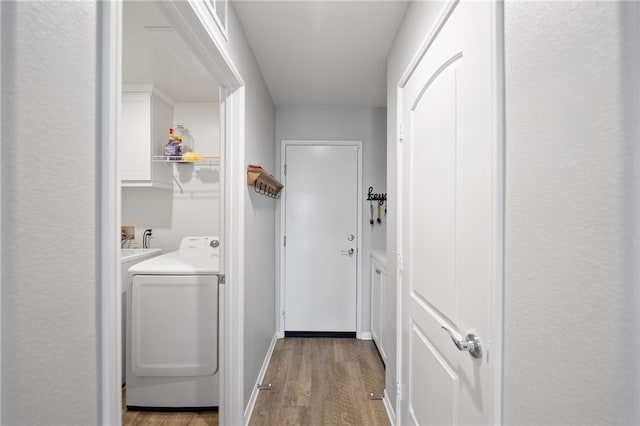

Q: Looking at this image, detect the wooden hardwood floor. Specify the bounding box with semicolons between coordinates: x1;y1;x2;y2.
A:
249;338;389;426
122;338;386;425
122;389;218;426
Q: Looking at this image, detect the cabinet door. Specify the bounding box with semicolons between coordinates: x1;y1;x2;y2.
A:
378;266;389;362
120;93;152;181
371;259;382;350
120;89;173;188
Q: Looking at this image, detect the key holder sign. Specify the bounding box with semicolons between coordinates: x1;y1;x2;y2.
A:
367;186;387;226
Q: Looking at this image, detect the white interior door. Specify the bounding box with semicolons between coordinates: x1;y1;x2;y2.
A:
399;1;501;424
284;142;360;333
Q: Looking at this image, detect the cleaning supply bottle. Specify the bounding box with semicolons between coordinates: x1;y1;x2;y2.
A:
164;128;175;157
164;128;182;158
176;124;192;154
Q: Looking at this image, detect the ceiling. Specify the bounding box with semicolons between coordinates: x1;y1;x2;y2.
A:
122;1;221;102
233;0;409;108
122;1;408;108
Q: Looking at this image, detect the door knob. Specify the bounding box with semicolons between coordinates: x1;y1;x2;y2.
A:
347;234;355;241
341;248;355;256
441;326;482;359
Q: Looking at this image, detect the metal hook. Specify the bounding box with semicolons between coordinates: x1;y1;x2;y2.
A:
251;177;282;199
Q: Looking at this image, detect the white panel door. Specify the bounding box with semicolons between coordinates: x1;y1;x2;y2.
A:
284;143;359;332
400;1;501;424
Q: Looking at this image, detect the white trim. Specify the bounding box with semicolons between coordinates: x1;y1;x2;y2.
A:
121;84;175;107
394;85;405;426
279;140;364;337
203;0;229;41
383;390;396;426
98;0;122;424
183;0;241;84
223;85;246;426
359;331;372;340
0;2;3;420
243;333;279;426
493;2;506;424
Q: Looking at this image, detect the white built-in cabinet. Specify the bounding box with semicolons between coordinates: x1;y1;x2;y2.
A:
371;250;388;363
120;84;174;189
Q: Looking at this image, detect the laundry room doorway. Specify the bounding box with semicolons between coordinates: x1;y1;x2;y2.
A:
99;1;246;425
280;140;363;336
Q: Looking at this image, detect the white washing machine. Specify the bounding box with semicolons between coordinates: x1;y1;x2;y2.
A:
126;236;221;410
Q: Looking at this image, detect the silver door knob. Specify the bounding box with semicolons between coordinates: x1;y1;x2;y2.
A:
347;234;355;241
341;248;355;256
441;326;482;359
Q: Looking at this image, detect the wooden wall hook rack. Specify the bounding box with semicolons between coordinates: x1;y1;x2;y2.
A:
247;164;284;199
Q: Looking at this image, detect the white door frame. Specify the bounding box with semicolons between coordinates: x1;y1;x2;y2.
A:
394;1;504;424
278;140;364;338
98;2;246;424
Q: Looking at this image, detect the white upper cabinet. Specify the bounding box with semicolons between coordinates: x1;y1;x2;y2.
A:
120;84;174;189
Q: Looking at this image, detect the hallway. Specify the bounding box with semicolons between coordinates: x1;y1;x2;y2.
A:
249;338;389;426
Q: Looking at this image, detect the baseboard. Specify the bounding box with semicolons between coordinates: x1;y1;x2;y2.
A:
358;331;372;340
383;389;396;425
284;331;356;338
243;333;278;426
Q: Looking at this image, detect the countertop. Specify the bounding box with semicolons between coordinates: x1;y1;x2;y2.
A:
120;248;162;263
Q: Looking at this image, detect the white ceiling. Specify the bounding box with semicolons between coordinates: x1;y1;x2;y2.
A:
122;1;221;103
233;0;409;108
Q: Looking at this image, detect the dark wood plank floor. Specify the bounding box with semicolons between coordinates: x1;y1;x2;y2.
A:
122;338;386;425
249;338;389;426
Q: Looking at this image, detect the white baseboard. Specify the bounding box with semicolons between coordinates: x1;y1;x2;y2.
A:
383;389;396;425
358;331;372;340
244;333;279;426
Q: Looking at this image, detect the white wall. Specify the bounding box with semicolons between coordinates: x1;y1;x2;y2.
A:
388;0;640;423
503;1;640;424
275;106;387;337
0;1;100;423
122;102;221;253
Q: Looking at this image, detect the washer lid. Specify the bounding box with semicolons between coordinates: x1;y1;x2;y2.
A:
128;251;220;275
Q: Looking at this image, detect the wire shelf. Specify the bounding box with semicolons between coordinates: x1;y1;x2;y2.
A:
153;155;220;165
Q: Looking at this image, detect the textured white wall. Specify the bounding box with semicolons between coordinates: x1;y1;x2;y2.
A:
503;1;640;424
1;1;100;424
275;106;387;336
122;102;221;253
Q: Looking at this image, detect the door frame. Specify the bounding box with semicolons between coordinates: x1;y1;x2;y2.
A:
98;1;246;424
394;0;505;424
278;140;364;338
